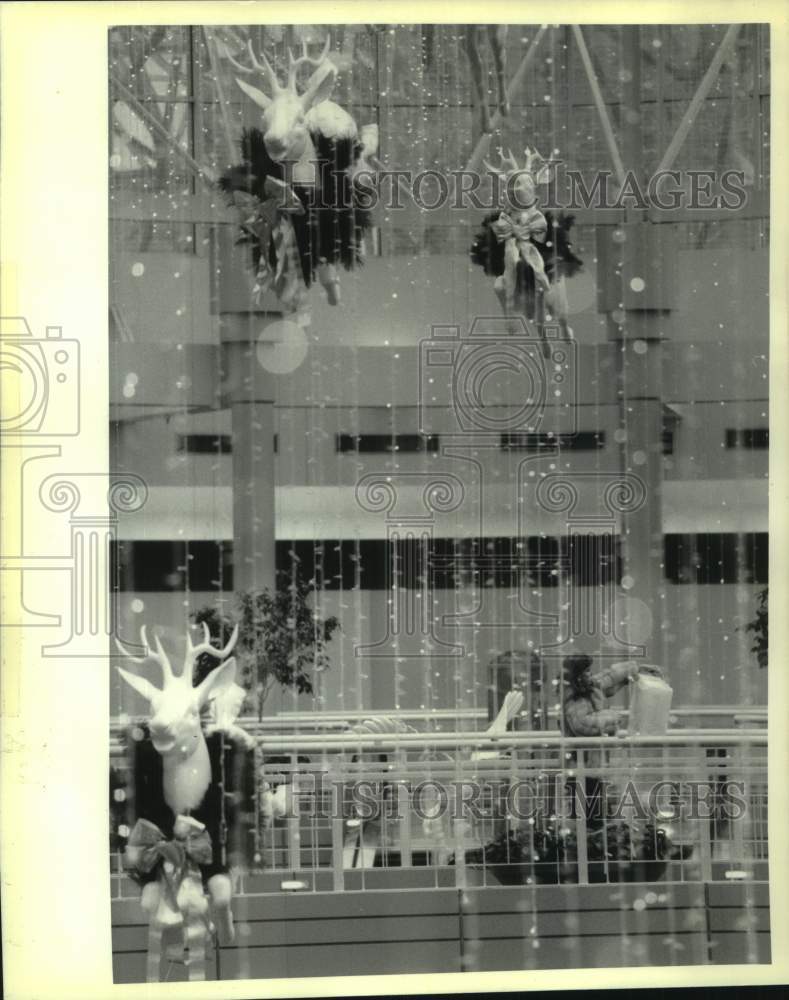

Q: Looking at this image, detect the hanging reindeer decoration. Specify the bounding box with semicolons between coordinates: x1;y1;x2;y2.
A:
470;147;583;343
219;35;379;317
116;623;255;983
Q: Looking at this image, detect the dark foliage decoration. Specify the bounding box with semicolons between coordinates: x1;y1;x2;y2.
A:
218;126;373;286
470;210;583;280
469;210;584;320
117;723;257;885
193;580;340;717
109;766;129;852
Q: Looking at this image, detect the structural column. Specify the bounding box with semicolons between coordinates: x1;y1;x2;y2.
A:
596;27;677;662
216;229;279;593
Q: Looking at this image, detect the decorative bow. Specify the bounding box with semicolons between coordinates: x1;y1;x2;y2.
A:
125;817;214;983
126;817;213;879
490;208;550;313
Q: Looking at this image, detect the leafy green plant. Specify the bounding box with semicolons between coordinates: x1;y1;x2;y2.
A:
193;580;340;718
742;586;768;668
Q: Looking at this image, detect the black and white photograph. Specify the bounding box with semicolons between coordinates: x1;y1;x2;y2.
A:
1;5;786;997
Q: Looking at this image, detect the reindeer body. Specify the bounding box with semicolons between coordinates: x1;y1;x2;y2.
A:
161;734;211;816
117;624;255;962
471;148;583;335
221;36;375;307
471;209;583;327
128;723;254;882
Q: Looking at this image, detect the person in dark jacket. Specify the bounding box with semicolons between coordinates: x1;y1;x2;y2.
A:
561;655;662;825
562;655;638;737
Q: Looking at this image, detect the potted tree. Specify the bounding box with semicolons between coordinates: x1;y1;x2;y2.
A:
192;579;340;719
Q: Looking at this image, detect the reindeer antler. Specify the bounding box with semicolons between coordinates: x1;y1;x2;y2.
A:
184;622;240;683
523;146;554;184
114;625;175;686
483;147;521;177
287;36;331;89
225;38;283;96
483;146;553;182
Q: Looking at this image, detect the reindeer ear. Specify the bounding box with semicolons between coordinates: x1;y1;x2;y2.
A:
533;157;556;186
195;657;238;708
116;667;161;707
236;78;272;110
299;62;336;110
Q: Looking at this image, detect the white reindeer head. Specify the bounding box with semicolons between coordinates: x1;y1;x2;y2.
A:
228;36;337;163
484;147;555;212
116;623;239;761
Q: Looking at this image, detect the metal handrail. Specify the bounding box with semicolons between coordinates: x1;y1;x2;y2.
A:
108;705;768;733
110;726;767;758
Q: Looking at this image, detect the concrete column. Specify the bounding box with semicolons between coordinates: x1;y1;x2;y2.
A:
219;315;276;594
216;228;280;593
597;27;675;663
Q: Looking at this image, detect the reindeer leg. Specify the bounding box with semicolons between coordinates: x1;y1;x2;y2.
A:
488;25;510;119
534;288;553;359
464;29;492;134
545;277;572;339
317;258;341;305
207;872;235;946
146;924;164;983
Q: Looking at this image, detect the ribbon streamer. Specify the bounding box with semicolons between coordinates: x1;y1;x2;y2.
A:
490;208;550;314
234;178;310;320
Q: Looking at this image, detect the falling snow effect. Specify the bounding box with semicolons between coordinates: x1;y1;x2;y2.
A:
107;22;770;983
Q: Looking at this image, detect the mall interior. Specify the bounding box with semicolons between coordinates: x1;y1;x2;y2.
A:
107;24;770;981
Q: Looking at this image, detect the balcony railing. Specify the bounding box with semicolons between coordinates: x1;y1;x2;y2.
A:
110;728;767;894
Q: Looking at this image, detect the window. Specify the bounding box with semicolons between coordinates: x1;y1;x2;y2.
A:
500;432;605;451
113;540;233;592
664;533;768;584
662;428;675;456
725;428;769;449
336;434;440;454
177;434;232;454
112;535;623;592
176;434;278;454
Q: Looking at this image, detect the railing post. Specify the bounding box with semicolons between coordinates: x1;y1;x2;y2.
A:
731;741;748;867
286;816;301;874
453;820;468;889
331;816;345;892
397;779;412;868
696;746;713;881
575;751;589;885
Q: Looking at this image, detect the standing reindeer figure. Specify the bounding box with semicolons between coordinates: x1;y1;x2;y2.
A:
116;623;255;982
470;147;583;343
219;35;377;312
